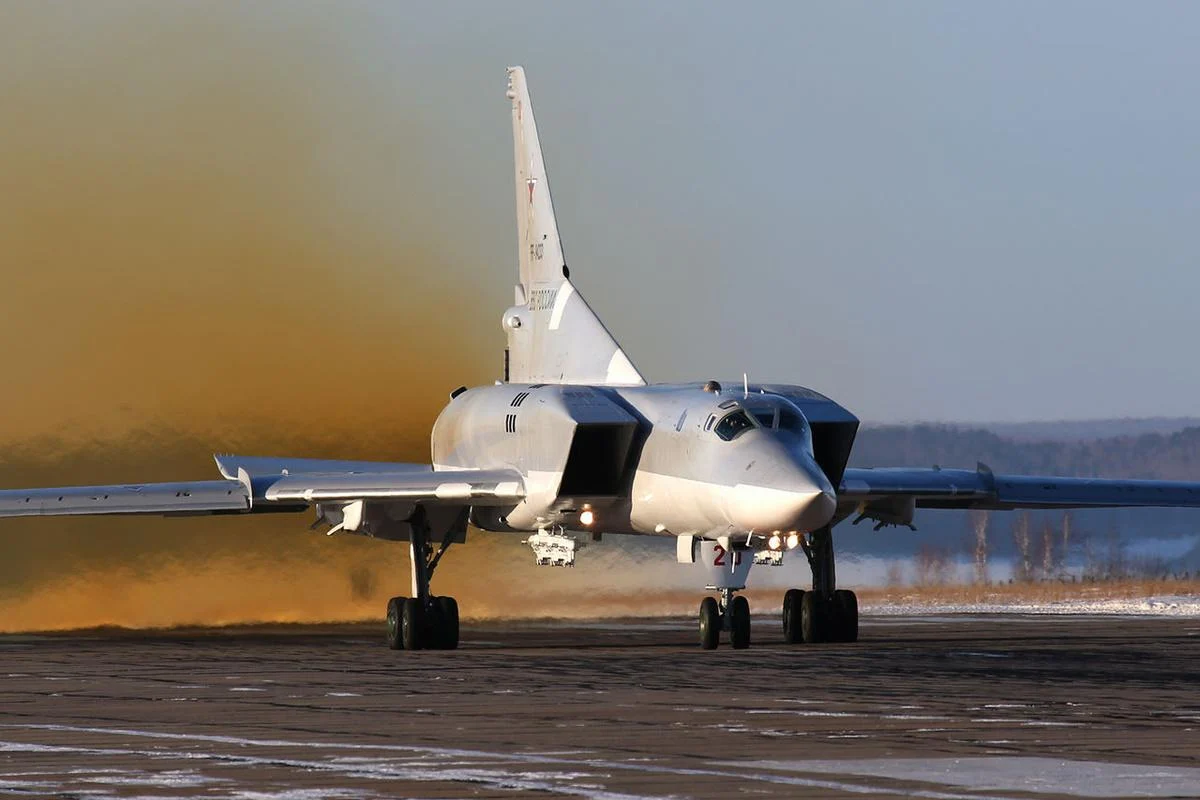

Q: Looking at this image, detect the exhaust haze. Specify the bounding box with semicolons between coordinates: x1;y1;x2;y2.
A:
0;5;496;442
0;5;538;631
0;5;744;632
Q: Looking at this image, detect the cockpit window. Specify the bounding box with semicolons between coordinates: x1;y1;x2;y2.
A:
750;409;776;428
714;410;755;441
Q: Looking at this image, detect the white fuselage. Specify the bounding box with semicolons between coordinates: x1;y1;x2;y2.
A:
431;383;836;539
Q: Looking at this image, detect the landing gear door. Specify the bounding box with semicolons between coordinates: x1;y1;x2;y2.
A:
695;540;754;591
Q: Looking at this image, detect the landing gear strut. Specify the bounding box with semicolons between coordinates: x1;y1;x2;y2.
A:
385;506;462;651
781;526;858;644
697;587;751;650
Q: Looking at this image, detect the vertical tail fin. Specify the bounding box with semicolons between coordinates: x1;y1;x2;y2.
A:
502;67;644;386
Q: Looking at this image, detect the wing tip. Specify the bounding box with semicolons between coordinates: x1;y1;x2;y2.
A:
506;66;525;100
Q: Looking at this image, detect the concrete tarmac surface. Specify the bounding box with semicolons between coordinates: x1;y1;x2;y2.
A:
1;614;1198;799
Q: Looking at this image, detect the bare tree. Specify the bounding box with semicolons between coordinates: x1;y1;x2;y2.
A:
1012;512;1033;583
915;544;953;586
1040;520;1056;580
970;509;990;585
1081;533;1099;582
1102;529;1128;581
1061;512;1073;578
884;561;905;587
1083;528;1128;582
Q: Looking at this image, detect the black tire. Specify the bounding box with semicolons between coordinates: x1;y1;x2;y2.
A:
436;596;460;650
833;589;859;643
423;597;444;649
801;591;825;644
699;597;720;650
401;597;424;651
729;595;751;650
424;596;443;649
827;593;845;642
782;588;805;644
386;596;404;650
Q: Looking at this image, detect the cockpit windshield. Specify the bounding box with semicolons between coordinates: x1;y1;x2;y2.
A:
730;400;814;454
707;398;813;451
778;406;815;455
714;410;755;441
750;410;776;428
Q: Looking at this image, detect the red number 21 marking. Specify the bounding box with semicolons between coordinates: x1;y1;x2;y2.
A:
712;545;742;567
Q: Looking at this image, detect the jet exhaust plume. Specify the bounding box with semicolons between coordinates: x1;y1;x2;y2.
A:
0;6;711;632
0;6;495;631
0;6;499;444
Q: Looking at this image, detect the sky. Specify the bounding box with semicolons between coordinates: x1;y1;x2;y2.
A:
3;1;1199;433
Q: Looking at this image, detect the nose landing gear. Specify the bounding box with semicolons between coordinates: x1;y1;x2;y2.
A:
698;588;751;650
685;538;755;650
699;596;720;649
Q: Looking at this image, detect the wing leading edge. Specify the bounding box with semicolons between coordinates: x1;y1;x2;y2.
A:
0;480;250;518
0;454;525;520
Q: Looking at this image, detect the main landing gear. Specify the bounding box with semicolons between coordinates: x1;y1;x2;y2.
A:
781;526;858;644
385;506;461;651
698;588;751;650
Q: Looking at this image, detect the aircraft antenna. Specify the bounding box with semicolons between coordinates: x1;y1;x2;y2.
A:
743;373;749;399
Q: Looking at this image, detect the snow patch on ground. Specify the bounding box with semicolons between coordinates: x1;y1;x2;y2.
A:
864;595;1200;617
733;757;1200;798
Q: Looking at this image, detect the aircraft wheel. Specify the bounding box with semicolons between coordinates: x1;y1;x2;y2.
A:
782;588;805;644
699;597;720;650
729;595;751;649
386;596;404;650
832;589;859;643
435;596;460;650
801;591;826;644
401;597;424;651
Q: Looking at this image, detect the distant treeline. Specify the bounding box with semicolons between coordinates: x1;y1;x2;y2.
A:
850;424;1200;482
979;417;1200;443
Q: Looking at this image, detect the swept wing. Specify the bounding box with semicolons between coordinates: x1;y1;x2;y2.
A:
840;463;1200;512
0;480;250;518
0;454;524;519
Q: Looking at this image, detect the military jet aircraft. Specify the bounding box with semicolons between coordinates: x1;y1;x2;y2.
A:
5;66;1200;651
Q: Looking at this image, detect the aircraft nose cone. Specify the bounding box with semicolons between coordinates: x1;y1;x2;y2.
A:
803;488;838;531
727;455;837;532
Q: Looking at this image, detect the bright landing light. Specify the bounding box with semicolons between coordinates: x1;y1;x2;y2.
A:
786;532;800;550
579;510;595;526
768;533;782;550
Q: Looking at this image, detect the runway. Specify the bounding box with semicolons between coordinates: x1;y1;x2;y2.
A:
1;614;1198;799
